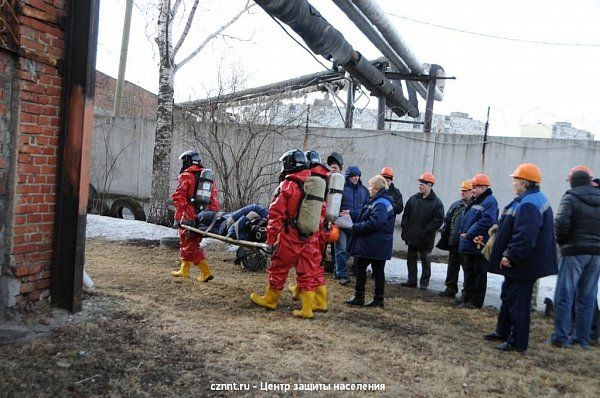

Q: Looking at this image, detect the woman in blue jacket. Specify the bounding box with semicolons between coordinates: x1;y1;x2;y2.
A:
344;175;396;308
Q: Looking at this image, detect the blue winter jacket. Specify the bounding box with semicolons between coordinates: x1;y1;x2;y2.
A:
341;166;370;213
458;188;499;254
487;188;558;280
348;189;395;260
225;204;268;240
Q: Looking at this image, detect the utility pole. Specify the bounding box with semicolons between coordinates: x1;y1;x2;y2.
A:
302;105;310;150
113;0;134;117
481;106;491;169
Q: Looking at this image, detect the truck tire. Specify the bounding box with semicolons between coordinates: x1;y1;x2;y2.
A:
160;237;179;250
110;197;146;221
87;184;98;213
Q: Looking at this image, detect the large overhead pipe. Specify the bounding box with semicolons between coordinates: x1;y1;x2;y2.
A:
350;0;444;101
254;0;418;117
332;0;429;99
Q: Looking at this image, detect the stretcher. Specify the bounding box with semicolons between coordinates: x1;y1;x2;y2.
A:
180;224;268;250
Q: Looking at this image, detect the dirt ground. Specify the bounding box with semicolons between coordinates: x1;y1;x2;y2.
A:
1;238;599;397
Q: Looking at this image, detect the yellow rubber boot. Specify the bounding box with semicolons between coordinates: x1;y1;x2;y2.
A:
313;285;328;312
288;283;299;301
196;259;214;282
171;261;192;277
250;286;282;310
293;290;316;319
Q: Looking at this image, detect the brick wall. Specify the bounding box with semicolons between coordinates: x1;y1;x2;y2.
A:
0;0;67;308
95;70;157;119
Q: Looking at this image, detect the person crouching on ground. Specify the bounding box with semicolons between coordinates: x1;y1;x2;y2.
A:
250;150;320;318
484;163;557;353
345;175;396;308
170;150;219;282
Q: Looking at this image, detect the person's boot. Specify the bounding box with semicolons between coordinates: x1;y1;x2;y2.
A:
288;283;299;301
250;286;282;310
365;297;384;308
313;285;328;312
196;259;214;282
439;288;457;298
171;260;192;278
345;291;365;306
292;290;316;319
400;281;417;288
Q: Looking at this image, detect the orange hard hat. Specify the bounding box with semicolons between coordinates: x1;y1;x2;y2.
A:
567;165;593;181
460;179;473;191
380;167;394;178
327;225;340;243
418;172;436;184
472;173;491;187
510;163;542;183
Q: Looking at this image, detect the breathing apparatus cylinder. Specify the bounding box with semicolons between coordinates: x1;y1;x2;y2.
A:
325;172;344;222
193;168;214;207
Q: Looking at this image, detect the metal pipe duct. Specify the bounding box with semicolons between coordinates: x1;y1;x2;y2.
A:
350;0;444;101
332;0;429;100
254;0;418;117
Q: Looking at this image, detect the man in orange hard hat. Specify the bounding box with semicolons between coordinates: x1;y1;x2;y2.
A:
484;163;557;353
380;167;403;215
400;172;444;290
436;180;474;298
455;173;498;309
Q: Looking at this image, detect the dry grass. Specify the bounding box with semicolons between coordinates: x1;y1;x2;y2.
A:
1;238;599;397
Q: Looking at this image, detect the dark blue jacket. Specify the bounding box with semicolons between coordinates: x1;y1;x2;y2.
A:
487;188;558;280
458;188;498;254
341;166;370;213
348;189;395;260
437;199;468;250
225;204;268;240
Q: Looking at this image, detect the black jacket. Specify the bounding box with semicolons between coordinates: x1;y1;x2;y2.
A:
401;190;444;251
387;182;404;215
436;199;468;251
555;185;600;256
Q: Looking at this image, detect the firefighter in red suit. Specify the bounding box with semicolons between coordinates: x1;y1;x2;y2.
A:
289;151;331;312
250;150;320;318
170;150;219;282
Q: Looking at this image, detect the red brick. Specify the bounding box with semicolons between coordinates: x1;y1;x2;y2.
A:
21;102;43;114
28;290;43;302
28;214;42;223
20;123;43;134
13;243;38;255
20;112;38;123
35;279;51;290
19;16;62;38
20;282;36;294
10;266;30;277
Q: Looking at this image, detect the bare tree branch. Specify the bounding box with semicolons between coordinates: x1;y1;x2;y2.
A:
172;0;200;57
174;2;255;72
170;0;183;18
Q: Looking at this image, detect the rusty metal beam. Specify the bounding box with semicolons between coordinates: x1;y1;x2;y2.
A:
51;0;99;313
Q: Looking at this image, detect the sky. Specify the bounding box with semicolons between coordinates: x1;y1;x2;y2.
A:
96;0;600;137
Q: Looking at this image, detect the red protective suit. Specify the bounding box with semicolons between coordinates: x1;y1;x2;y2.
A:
309;164;331;287
172;165;219;263
266;169;320;291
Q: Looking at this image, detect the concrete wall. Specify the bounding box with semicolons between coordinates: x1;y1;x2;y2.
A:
91;117;600;253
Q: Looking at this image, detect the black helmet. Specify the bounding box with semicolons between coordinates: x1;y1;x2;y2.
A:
179;150;202;169
279;150;308;174
326;152;343;168
304;150;321;167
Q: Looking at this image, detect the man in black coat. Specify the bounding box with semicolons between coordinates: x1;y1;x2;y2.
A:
550;167;600;348
400;172;444;290
380;167;403;215
436;180;473;298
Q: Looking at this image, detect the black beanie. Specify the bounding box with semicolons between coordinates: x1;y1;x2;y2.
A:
570;170;592;188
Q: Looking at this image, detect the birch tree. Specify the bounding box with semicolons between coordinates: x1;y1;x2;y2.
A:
148;0;254;225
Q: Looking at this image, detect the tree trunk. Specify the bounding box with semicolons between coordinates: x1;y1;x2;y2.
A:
148;0;174;225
